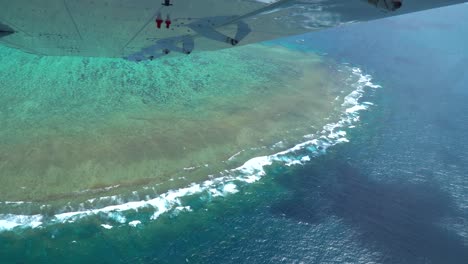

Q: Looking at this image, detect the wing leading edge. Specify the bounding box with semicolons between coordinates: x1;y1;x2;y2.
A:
0;0;465;60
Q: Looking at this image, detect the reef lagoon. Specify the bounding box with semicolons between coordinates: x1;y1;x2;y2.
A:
0;40;372;226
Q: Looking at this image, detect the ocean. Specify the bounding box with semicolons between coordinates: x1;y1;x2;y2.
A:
0;4;467;264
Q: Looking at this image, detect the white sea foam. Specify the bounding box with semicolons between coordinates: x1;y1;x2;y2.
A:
175;206;191;211
2;201;28;205
346;104;369;113
222;183;239;194
128;220;141;227
285;160;302;166
101;224;113;229
0;220;20;230
255;0;280;3
0;214;43;231
0;66;380;232
228;150;244;161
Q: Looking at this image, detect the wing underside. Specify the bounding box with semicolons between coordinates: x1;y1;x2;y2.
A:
0;0;465;60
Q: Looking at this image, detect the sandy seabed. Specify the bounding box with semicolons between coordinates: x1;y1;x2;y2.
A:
0;43;352;204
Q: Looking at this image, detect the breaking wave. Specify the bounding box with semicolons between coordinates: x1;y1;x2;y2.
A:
0;67;380;232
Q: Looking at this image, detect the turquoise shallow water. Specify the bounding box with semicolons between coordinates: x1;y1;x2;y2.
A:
0;42;352;206
1;4;468;264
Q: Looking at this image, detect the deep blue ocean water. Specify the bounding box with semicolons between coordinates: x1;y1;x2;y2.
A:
1;4;467;264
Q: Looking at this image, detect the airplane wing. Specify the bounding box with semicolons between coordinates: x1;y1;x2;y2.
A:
0;0;465;60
